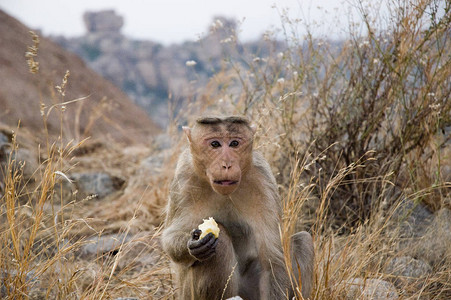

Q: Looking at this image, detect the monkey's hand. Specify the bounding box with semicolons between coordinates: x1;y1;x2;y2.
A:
187;229;218;261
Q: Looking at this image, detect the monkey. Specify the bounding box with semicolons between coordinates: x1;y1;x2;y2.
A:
161;115;314;300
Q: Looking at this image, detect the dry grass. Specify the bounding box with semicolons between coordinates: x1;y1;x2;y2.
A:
183;0;450;298
1;32;173;299
1;0;450;299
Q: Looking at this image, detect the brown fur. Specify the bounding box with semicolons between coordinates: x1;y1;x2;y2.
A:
161;115;314;299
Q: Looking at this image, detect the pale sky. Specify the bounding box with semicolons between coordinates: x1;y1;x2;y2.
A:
0;0;361;44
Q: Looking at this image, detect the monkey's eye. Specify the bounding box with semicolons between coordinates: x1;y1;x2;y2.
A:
229;140;239;148
210;141;221;148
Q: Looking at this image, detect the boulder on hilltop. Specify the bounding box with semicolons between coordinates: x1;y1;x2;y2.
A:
0;9;160;144
84;10;124;34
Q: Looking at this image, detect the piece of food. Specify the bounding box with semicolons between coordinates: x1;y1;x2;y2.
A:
198;217;220;239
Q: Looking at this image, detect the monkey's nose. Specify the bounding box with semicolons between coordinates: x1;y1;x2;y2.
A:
222;162;232;169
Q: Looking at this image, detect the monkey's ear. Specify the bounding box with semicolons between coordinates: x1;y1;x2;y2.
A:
250;123;257;135
182;126;192;143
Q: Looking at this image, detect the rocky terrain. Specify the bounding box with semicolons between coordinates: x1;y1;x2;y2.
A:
53;10;283;126
0;9;160;144
0;4;450;299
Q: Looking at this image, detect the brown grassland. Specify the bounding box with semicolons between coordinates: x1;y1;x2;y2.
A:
1;0;450;299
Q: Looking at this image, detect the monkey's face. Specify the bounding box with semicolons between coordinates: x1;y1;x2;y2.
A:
203;135;250;195
186;121;254;196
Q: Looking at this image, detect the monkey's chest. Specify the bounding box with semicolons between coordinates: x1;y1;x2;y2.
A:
219;220;259;265
218;220;262;299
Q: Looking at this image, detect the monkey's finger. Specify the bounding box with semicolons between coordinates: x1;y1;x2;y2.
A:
190;229;201;240
192;236;218;254
192;242;218;260
210;237;219;249
189;237;217;256
189;245;213;259
195;247;217;261
188;233;215;249
189;241;216;256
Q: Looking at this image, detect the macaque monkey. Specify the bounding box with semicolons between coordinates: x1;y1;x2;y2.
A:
161;116;314;299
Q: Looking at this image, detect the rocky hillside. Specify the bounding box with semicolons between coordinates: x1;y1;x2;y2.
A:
53;10;283;126
0;10;160;144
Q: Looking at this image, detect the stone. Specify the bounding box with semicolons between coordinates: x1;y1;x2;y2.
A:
385;256;432;279
384;256;432;288
79;233;131;258
115;232;161;271
389;192;451;268
1;270;38;298
70;172;125;200
139;153;165;176
153;133;173;151
52;12;284;127
11;148;38;181
0;131;9;146
78;232;161;273
345;278;398;300
83;10;124;34
391;196;434;239
413;208;451;266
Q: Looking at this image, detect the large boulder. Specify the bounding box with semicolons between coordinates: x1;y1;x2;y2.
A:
384;256;432;290
70;172;125;200
391;197;434;240
79;233;131;259
344;278;398;300
78;232;160;272
84;10;124;34
385;256;432;279
0;131;8;145
412;208;451;266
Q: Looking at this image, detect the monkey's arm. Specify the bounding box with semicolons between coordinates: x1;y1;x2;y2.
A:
161;154;201;266
161;218;197;266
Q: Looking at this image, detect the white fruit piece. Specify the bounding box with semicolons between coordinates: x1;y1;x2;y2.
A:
198;217;220;239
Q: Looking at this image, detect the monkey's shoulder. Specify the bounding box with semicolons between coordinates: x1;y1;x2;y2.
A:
174;148;192;171
250;151;278;186
171;149;197;184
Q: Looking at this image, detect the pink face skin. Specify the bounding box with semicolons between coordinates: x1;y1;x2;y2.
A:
184;124;254;196
203;135;245;195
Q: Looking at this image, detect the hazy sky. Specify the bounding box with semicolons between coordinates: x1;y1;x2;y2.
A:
0;0;359;44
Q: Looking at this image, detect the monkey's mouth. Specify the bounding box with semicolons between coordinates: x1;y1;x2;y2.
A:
213;180;238;186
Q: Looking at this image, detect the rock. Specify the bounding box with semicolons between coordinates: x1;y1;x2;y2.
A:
79;232;161;273
226;297;244;300
84;10;123;33
10;148;38;181
0;131;9;145
79;233;131;258
139;153;165;176
0;142;38;198
52;12;284;127
70;172;125;200
391;196;434;239
389;193;451;268
153;133;173;151
1;270;38;298
441;145;451;181
0;132;9;195
385;256;432;288
29;286;46;300
385;256;432;278
116;231;161;271
413;208;451;266
345;278;399;300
